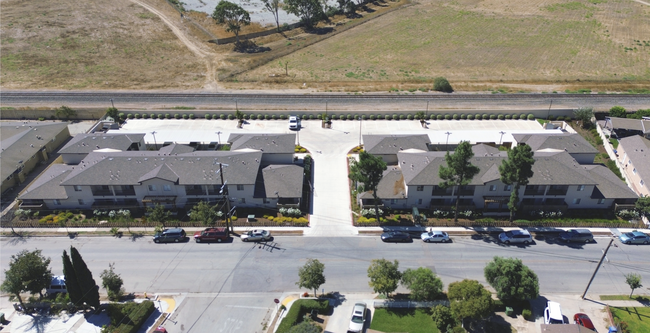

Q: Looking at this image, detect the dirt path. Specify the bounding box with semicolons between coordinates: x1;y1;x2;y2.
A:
129;0;221;90
632;0;650;6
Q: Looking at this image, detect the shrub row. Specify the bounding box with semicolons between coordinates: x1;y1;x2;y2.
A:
276;299;330;333
105;301;155;333
123;113;554;121
268;216;309;225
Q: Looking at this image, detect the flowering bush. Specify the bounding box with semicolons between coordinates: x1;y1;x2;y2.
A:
357;217;377;224
361;208;383;217
279;207;302;217
617;209;640;219
529;210;564;218
431;210;452;218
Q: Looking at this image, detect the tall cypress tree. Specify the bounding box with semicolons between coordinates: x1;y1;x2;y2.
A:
70;246;100;310
62;249;83;305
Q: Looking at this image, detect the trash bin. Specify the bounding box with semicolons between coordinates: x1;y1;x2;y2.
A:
505;307;514;317
608;326;618;333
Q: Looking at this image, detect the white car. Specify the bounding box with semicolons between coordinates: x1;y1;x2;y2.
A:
544;301;564;324
240;229;272;242
421;230;450;243
348;302;367;332
289;116;300;130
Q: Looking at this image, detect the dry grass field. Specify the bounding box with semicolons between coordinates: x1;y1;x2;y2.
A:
237;0;650;91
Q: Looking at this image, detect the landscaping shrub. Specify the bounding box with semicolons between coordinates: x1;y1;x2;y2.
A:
490;114;497;120
452;114;458;120
347;114;353;120
150;113;156;119
505;114;512;120
482;113;489;120
165;114;171;119
429;114;436;120
142;113;149;119
257;114;263;120
460;114;466;119
392;114;399;120
105;301;155;333
265;114;270;120
556;116;564;121
118;113;125;120
407;114;413;120
467;114;474;120
520;113;527;120
369;114;375;120
548;115;556;121
433;77;453;92
189;113;195;119
205;114;211;119
127;114;133;119
522;309;532;320
527;114;535;120
498;114;504;120
174;113;180;119
512;114;519;120
280;114;286;120
564;116;572;121
302;115;308;120
385;115;391;120
276;300;330;333
444;114;451;120
399;114;405;120
156;114;163;119
362;115;367;120
182;114;189;119
437;114;444;120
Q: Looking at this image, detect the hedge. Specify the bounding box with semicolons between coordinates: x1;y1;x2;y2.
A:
106;300;155;333
276;299;330;333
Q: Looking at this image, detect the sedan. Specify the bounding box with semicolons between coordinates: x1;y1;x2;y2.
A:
381;231;411;243
240;229;272;242
574;313;595;330
348;302;367;332
619;231;650;245
421;230;451;243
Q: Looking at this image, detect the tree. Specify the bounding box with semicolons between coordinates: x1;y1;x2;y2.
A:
147;203;171;228
609;106;626;118
367;259;401;297
484;256;539;302
433;77;453;93
62;249;84;305
296;258;326;297
438;141;480;222
55;105;76;120
573;107;594;129
212;1;251;45
400;267;444;301
70;246;101;310
188;201;223;226
624;273;642;297
106;107;119;120
499;143;535;222
447;279;493;325
1;250;53;309
337;0;356;16
635;196;650;217
431;305;456;332
349;151;387;223
101;263;125;301
262;0;283;32
283;0;325;29
288;321;322;333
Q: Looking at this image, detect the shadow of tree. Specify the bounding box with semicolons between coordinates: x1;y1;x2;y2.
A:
7;232;33;245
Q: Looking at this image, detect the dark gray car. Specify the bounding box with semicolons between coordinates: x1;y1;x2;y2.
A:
153;228;187;243
559;229;594;243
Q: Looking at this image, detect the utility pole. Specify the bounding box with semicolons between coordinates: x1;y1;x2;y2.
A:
358;116;362;146
445;132;452;152
110;98;115;109
151;131;158;150
499;131;506;146
581;238;614;299
217;162;233;234
547;99;553;121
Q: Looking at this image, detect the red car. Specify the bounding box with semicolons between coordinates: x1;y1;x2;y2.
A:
153;327;168;333
574;313;595;330
193;228;229;243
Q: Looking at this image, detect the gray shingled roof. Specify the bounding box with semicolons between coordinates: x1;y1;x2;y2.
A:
363;135;430;155
58;133;145;154
359;167;406;199
512;133;598;154
607;118;650;133
60;150;263;186
583;165;638;199
228;134;296;154
618;135;650;189
19;164;72;200
258;164;304;198
159;144;195;155
1;122;69;182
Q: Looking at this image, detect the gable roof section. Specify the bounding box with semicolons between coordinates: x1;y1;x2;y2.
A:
60;150;263;186
527;150;596;186
257;164;304;198
19;164;72;200
583;165;638;199
363;135;430;155
606;117;650;133
359;167;406;199
228;134;296;154
513;133;598;154
159;144;195;155
58;133;145;154
618;135;650;186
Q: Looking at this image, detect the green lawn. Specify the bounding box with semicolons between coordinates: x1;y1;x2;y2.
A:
370;308;439;333
600;295;649;301
610;307;650;332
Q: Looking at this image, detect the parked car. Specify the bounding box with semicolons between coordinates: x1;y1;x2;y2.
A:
381;231;411;243
421;230;450;243
153;228;187;243
573;313;595;330
194;227;229;243
348;302;367;333
240;229;272;242
153;327;168;333
619;231;650;245
498;229;532;245
289;116;301;130
544;301;565;324
559;229;594;243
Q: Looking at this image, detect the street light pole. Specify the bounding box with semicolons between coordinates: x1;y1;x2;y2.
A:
151;131;158;150
358;116;362;146
216;131;222;144
445;131;452;152
426;101;429;118
110;98;115;109
581;238;615;299
499;131;506;146
217;162;233;233
547;99;553;121
235;99;238;111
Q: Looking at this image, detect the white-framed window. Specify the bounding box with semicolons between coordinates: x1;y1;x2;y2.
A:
416;186;424;191
573;198;581;204
633;168;637;175
598;198;606;204
504;185;512;191
53;199;61;205
163;185;172;191
237;185;244;191
148;185;157;191
577;185;585;191
489;185;497;191
74;185;82;192
78;199;85;205
417;199;423;204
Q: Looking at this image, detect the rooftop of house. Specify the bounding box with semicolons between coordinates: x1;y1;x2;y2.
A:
362;135;430;155
19;164;72;200
159;143;196;155
228;133;296;154
58;133;145;154
618;135;650;187
255;164;305;198
512;133;598;154
359;167;407;200
606;117;650;133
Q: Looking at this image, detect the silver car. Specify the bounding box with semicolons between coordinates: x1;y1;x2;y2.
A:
240;229;272;242
619;231;650;245
348;302;366;332
498;229;532;244
421;230;450;243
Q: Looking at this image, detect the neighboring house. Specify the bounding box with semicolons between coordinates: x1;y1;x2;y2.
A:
1;122;70;194
19;149;304;211
362;135;431;164
358;144;637;215
228;133;296;164
58;133;145;164
616;135;650;197
603;117;650;139
512;133;598;164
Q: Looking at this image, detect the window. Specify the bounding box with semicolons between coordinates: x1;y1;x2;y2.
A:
504;185;512;191
78;199;85;205
237;184;244;191
163;185;172;191
573;198;581;204
633;168;637;175
417;199;423;204
577;185;585;191
239;198;246;203
390;199;397;204
263;198;270;204
74;185;82;192
148;185;157;191
416;186;424;191
53;199;61;205
489;185;497;191
598;198;606;204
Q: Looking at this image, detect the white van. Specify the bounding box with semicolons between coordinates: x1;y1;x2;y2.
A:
46;275;67;295
544;301;564;324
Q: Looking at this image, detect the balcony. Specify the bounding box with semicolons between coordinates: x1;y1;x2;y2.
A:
615;203;636;211
458;186;475;196
277;198;300;208
113;189;136;196
430;199;476;211
185;187;204;196
360;198;384;209
19;200;44;209
431;187;452;196
524;187;546;196
546;186;568;196
92;189;112;196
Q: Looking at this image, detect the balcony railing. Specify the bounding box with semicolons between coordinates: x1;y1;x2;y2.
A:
185;188;204;196
524;189;546;196
546;189;568;196
432;189;452;196
92;190;112;196
113;189;136;196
